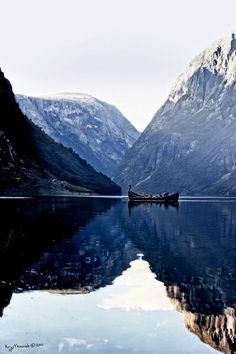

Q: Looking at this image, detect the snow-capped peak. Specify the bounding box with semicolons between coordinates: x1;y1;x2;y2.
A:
169;33;236;103
39;92;96;104
16;92;140;177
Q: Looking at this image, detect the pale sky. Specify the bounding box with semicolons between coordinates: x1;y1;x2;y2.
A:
1;0;236;131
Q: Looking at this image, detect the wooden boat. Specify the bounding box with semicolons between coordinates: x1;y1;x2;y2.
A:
128;185;179;203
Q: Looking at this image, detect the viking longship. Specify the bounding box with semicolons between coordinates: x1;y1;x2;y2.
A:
128;185;179;203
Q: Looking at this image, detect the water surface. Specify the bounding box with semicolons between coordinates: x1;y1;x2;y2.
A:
0;197;235;353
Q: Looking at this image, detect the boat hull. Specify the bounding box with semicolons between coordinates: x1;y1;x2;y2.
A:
128;189;179;203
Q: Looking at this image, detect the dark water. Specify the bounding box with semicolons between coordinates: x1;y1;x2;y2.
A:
0;197;235;354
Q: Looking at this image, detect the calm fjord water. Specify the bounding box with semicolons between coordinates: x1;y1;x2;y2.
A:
0;197;235;354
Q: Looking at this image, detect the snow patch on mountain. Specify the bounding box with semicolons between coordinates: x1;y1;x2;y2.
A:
16;93;139;177
169;34;236;103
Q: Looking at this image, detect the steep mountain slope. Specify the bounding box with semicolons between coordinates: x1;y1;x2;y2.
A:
16;93;139;176
0;69;121;195
114;34;236;195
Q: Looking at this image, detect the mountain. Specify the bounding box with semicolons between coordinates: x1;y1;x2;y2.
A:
0;69;121;195
16;93;139;176
114;34;236;195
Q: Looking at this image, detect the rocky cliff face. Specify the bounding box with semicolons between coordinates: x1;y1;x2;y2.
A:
0;70;121;195
16;93;139;176
114;34;236;195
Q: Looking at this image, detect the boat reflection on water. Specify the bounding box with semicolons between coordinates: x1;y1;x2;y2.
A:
128;200;179;216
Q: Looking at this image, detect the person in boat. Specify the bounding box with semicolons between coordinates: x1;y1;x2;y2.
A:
144;193;152;198
159;192;169;198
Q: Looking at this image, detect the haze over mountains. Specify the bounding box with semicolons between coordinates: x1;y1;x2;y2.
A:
0;70;120;196
114;34;236;196
17;93;139;177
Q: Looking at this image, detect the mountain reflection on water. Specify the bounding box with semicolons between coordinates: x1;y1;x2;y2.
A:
0;197;235;353
127;201;236;354
0;197;137;312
